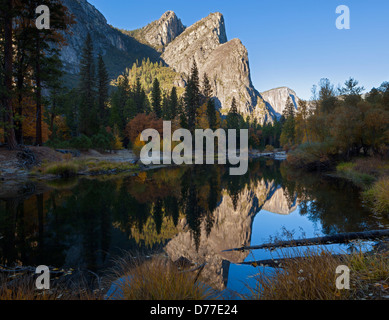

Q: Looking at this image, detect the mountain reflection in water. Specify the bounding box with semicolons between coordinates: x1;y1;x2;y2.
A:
0;160;385;293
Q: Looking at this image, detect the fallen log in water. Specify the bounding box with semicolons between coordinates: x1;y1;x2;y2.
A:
223;229;389;253
238;254;346;268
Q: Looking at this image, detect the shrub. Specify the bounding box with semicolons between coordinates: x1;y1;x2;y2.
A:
45;138;71;149
44;162;79;178
71;135;92;151
91;132;113;152
287;141;337;170
265;145;275;153
336;162;355;172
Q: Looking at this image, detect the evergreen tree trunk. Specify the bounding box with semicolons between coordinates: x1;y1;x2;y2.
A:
35;37;43;146
15;44;26;145
97;54;109;126
2;0;18;150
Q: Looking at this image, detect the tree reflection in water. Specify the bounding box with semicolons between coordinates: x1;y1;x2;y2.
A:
0;160;382;289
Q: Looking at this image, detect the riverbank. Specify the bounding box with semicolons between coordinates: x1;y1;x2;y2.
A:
0;146;287;184
333;157;389;216
0;146;176;184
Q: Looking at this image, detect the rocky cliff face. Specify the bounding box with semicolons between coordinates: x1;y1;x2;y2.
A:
129;11;185;50
161;12;267;122
260;87;300;119
58;0;160;78
162;12;227;74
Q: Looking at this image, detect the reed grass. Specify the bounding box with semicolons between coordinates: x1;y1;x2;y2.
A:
243;245;389;300
107;255;216;300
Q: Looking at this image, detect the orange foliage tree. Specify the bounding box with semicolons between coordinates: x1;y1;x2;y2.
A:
125;113;163;144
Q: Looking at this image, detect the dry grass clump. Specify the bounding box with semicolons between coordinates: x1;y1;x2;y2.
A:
107;255;215;300
245;247;349;300
0;272;102;300
43;162;80;178
32;158;138;178
363;177;389;214
353;157;389;177
244;245;389;300
347;250;389;299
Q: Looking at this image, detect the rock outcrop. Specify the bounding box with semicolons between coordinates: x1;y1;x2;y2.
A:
200;39;260;115
58;0;160;77
260;87;300;119
162;12;227;74
129;11;185;50
161;12;268;122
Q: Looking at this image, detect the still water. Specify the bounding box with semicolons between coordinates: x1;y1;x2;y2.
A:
0;159;386;296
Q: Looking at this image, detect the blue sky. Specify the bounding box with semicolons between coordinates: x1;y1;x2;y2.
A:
88;0;389;100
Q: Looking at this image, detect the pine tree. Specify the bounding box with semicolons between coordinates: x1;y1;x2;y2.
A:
184;60;201;132
168;87;178;121
125;97;137;121
134;77;145;114
280;96;296;146
206;99;217;130
0;0;71;146
45;54;64;135
31;0;70;145
162;94;169;120
178;97;188;129
109;75;129;132
202;72;212;102
151;78;162;118
97;54;109;127
1;0;18;149
78;33;97;136
283;96;296;119
227;97;240;130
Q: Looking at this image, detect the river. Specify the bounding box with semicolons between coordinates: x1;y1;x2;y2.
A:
0;159;386;297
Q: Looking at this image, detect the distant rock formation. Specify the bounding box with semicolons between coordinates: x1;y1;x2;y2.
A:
260;87;301;119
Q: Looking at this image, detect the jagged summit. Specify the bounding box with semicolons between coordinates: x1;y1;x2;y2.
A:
128;11;185;50
162;12;228;75
161;13;265;120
